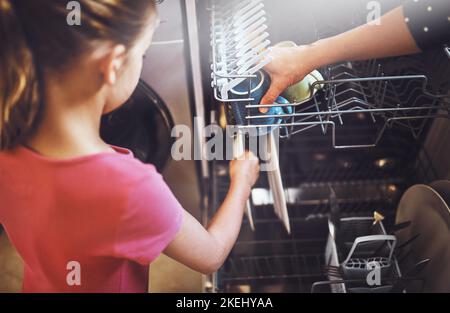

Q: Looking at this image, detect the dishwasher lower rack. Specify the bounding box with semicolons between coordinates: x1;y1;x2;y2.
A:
210;199;403;293
209;175;391;293
207;132;436;293
218;217;330;293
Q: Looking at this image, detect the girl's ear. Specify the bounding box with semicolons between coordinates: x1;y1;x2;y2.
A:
100;44;127;85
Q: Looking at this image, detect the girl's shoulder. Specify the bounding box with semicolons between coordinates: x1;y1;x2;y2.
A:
0;144;162;198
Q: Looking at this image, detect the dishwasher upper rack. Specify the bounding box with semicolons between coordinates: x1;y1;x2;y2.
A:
209;0;272;101
237;55;450;149
209;0;450;149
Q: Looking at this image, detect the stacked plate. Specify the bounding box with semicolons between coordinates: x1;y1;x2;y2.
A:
396;181;450;292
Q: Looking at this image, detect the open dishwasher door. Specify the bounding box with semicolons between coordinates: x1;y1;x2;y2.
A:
189;0;450;293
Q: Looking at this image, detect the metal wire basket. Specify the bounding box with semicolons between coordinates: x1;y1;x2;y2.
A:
228;58;450;148
209;0;450;149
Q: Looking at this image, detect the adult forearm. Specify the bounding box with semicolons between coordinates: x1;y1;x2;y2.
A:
306;6;421;70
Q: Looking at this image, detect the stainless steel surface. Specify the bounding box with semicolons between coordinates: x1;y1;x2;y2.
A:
141;0;201;216
185;0;209;180
141;0;202;292
143;0;189;134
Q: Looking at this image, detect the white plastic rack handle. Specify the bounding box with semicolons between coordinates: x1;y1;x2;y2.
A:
343;235;397;265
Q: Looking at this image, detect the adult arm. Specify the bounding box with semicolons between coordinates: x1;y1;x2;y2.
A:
261;0;450;105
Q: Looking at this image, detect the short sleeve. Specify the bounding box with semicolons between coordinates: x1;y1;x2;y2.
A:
403;0;450;50
114;165;184;265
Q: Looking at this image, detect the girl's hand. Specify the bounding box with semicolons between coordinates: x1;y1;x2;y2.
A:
260;45;318;111
229;151;260;190
164;150;260;275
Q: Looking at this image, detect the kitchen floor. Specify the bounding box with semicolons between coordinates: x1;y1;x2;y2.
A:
0;232;22;293
0;159;203;293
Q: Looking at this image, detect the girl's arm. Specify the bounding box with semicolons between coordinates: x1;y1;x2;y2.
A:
163;151;259;274
260;5;421;105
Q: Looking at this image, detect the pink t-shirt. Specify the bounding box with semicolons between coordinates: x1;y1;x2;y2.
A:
0;145;183;292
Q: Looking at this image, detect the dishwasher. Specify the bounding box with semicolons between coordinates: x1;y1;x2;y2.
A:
183;0;450;293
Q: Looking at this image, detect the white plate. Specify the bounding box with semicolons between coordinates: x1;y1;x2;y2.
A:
233;134;255;231
266;132;290;234
396;184;450;292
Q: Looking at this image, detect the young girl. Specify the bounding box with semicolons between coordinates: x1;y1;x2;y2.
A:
0;0;259;292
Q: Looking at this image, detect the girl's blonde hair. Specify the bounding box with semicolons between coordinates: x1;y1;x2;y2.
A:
0;0;157;150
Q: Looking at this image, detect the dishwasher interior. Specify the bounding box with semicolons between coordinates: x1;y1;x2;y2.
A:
194;0;450;293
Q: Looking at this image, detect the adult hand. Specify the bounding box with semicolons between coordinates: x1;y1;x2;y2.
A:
260;45;318;112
